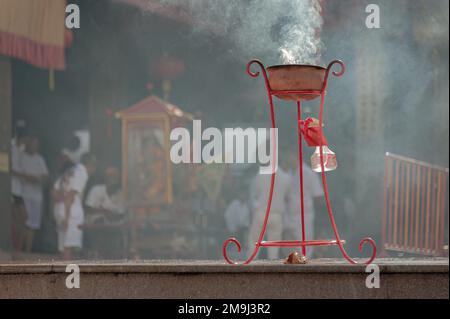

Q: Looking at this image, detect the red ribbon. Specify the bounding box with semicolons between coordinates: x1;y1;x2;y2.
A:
299;117;328;147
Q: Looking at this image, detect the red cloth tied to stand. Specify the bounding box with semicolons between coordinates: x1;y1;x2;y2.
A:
299;117;328;147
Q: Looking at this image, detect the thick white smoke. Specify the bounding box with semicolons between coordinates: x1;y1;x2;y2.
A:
151;0;323;64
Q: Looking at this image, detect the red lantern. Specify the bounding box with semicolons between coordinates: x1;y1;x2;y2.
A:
151;54;185;101
152;54;185;80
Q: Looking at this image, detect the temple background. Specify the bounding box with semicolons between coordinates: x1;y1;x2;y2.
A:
0;0;448;259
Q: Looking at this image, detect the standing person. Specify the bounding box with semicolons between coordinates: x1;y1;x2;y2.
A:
285;160;324;258
224;189;251;246
248;157;292;260
52;161;76;253
53;153;96;260
19;136;49;253
10;129;27;253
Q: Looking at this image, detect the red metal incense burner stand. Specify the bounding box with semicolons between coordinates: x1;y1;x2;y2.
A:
222;60;377;265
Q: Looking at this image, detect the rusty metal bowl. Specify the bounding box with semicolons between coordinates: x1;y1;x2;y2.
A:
267;65;326;101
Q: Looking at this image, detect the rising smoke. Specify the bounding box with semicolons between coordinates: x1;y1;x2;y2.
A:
153;0;323;64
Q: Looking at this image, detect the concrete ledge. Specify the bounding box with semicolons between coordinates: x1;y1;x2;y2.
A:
0;258;448;299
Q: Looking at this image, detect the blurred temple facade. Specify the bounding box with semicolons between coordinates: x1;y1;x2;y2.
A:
0;0;448;261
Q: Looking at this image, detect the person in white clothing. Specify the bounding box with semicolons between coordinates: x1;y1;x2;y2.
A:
11;137;25;199
85;166;125;225
19;136;48;252
224;190;250;241
84;166;126;257
61;130;90;164
248;157;292;259
53;153;96;260
10;129;28;252
285;160;324;257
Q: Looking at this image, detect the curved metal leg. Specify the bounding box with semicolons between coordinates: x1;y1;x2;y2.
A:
318;93;377;264
223;60;278;264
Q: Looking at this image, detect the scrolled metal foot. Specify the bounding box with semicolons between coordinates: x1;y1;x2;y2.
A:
222;238;242;265
337;237;377;265
358;237;377;264
223;238;261;265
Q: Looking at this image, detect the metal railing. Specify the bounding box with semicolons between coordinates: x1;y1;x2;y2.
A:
382;153;449;256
